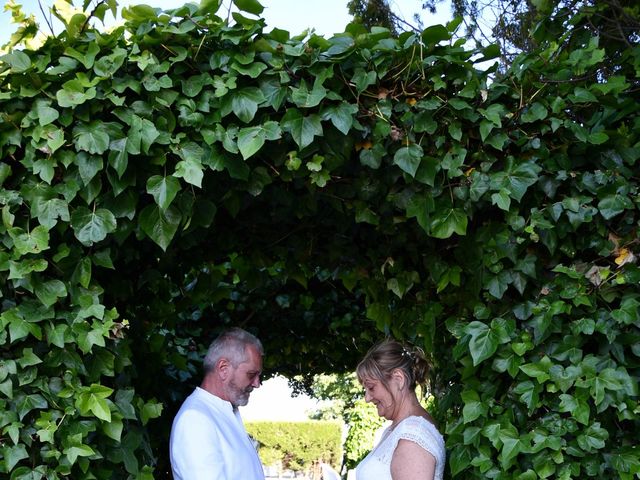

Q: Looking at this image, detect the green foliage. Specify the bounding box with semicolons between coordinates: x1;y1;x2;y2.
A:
343;399;386;471
306;373;386;471
245;421;342;473
0;0;638;478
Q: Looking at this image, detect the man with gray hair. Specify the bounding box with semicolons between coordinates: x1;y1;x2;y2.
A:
170;327;265;479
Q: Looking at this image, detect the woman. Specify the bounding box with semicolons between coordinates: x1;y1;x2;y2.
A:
355;339;445;480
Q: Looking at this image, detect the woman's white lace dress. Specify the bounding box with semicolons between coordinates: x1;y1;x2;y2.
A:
355;416;445;480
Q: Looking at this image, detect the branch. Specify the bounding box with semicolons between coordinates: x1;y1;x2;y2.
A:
38;0;55;36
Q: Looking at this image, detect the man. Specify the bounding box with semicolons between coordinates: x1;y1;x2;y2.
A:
170;327;265;480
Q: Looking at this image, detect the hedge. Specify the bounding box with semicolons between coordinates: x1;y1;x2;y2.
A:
246;420;342;474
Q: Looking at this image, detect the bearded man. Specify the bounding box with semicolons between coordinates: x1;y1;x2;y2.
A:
170;327;265;480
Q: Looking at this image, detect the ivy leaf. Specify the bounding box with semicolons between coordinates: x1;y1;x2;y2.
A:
231;61;268;78
73;121;110;154
465;321;498;365
519;356;552;383
76;385;113;422
321;102;358;135
34;279;67;308
491;190;511;211
64;444;95;465
77;324;106;353
56;81;97;108
588;131;609;144
549;365;580;392
598;194;634;219
73;257;92;289
479;119;494;141
2;444;29;471
1;51;31;72
480;103;505;126
17;393;48;420
499;428;523;469
71;207;117;246
147;175;181;210
127;115;159;155
174;159;204;188
491;160;540;202
182;73;210;97
173;142;204;187
260;78;288;110
351;69;377;93
577;423;608;452
430;207;468;238
76;152;103;185
139;204;181;251
291;81;327;108
486;271;512;299
103;418;124;442
8;259;48;280
109;138;129;177
280;109;323;149
36;101;60;126
421;24;450;45
33;157;56;183
461;389;487;423
237;121;282;160
46;323;69;348
8;226;50;255
393;143;423;177
140;400;163;425
442;146;467;176
93;48;127;77
486;132;509;150
5;309;42;343
174;141;204;163
448;121;462;141
229;87;265;123
520;102;548;123
233;0;264;15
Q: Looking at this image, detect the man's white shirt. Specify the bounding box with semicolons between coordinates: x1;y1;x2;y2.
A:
170;387;265;480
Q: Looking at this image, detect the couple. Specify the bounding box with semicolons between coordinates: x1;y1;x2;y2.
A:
169;327;445;480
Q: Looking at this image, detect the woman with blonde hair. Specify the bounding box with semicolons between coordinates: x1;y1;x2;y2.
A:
355;339;445;480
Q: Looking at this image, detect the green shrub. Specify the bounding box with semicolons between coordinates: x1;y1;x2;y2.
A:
246;421;343;473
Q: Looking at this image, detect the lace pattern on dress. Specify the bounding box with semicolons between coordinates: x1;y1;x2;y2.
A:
370;416;445;480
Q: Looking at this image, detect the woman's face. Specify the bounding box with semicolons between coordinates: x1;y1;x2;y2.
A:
362;376;396;420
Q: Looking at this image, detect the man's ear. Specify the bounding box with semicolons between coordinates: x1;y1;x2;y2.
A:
217;358;231;379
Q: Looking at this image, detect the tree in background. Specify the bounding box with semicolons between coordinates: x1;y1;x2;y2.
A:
307;373;386;471
347;0;418;34
346;0;639;68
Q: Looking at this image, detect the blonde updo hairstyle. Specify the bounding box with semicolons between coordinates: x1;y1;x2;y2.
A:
356;339;430;394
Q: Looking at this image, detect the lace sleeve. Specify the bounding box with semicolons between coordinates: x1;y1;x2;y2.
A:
379;417;445;467
403;418;443;455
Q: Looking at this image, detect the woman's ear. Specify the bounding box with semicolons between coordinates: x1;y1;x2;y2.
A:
391;368;406;390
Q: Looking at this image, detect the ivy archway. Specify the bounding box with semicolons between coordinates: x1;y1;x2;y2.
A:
1;0;639;478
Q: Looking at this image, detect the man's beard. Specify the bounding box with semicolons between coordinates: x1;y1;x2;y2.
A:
229;381;253;407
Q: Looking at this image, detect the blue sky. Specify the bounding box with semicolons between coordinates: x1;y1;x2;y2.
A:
1;0;453;44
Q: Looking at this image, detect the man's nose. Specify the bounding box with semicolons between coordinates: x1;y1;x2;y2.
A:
252;376;261;388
